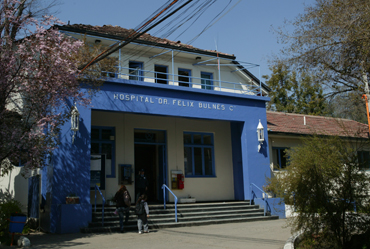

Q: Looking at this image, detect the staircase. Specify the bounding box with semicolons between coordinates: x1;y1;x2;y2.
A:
81;201;279;233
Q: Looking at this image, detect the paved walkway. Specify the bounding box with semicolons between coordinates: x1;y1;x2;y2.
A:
2;219;292;249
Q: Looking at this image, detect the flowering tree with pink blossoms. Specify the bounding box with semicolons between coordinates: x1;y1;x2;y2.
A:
0;0;90;176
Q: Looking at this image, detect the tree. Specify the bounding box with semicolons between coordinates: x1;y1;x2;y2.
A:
263;61;326;115
326;91;368;124
0;0;61;40
268;135;370;249
276;0;370;98
263;62;294;113
0;0;89;176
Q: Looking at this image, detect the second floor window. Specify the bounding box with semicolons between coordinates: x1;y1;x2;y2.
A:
178;68;191;87
129;61;143;81
101;57;118;78
201;72;213;90
155;65;168;84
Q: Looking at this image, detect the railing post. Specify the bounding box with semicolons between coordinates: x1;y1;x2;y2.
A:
95;184;106;226
250;184;255;205
161;184;178;223
250;183;268;216
162;184;166;210
174;197;178;223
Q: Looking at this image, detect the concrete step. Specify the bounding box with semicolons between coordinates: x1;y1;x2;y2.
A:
92;207;264;222
92;201;253;212
81;201;276;233
81;215;279;233
89;210;265;228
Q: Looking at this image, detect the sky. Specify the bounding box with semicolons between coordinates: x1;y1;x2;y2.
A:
51;0;315;79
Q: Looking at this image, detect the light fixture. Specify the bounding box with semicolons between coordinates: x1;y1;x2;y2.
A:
71;103;80;144
257;119;264;152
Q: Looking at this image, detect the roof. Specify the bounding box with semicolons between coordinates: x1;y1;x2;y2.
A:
55;24;235;59
55;24;270;94
267;111;369;139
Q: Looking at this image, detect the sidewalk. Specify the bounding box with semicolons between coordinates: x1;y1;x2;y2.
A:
2;219;292;249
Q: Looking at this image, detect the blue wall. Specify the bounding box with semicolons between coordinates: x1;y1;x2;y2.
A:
44;79;270;233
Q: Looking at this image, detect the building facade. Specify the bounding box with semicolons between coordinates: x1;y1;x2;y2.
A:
267;111;369;173
22;24;273;233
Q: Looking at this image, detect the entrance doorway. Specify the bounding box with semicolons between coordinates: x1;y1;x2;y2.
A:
134;130;167;203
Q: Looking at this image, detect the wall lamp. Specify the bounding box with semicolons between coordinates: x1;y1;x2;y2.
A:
257;119;264;152
71;103;80;144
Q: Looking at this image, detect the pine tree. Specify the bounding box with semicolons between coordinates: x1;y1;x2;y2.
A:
263;62;326;115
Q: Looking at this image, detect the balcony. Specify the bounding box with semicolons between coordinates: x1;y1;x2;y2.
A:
101;65;263;96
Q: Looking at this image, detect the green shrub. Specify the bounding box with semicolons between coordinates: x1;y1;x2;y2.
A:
268;135;370;248
0;193;23;245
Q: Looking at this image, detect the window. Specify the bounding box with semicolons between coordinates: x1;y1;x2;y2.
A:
184;132;215;177
201;72;213;90
91;126;115;181
178;68;191;87
101;58;118;78
358;151;370;170
155;65;168;84
272;147;289;170
129;61;143;81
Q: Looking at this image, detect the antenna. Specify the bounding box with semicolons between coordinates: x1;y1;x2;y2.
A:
214;34;221;88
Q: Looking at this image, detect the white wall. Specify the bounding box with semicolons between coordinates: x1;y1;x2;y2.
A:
0;167;29;212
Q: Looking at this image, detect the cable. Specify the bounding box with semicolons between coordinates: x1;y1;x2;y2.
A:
79;0;241;79
187;0;241;45
78;0;193;72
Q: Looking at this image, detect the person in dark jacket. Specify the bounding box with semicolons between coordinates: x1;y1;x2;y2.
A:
114;184;131;233
136;194;149;234
135;169;148;201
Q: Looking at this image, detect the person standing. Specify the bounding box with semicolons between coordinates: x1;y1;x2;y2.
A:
136;194;149;234
114;185;131;233
135;169;148;201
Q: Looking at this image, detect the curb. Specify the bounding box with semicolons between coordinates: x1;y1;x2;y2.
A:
284;231;303;249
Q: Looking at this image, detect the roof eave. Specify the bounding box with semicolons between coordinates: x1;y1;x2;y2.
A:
268;131;369;140
55;25;236;60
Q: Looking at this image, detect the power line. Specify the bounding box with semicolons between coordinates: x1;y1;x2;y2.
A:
78;0;192;72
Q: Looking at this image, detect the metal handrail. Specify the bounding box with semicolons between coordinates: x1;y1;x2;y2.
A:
250;183;270;216
161;184;178;222
101;66;261;95
95;185;106;226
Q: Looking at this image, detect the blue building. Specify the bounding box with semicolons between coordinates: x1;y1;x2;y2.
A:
35;24;271;233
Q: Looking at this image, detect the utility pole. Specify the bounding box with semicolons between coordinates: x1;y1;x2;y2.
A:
361;65;370;135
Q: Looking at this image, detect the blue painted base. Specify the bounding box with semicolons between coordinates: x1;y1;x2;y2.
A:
267;198;286;218
56;204;92;233
254;198;286;219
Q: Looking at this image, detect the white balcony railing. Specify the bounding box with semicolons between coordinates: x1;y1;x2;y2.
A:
101;66;261;96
